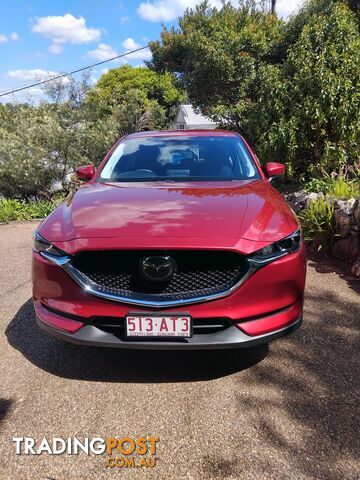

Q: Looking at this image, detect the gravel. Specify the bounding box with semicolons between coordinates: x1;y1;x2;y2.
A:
0;221;359;480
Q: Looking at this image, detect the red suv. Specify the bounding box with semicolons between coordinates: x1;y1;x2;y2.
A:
32;130;306;349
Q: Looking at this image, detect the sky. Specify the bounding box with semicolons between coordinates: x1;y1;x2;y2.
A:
0;0;303;103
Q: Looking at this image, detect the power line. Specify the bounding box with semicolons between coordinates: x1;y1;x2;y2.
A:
0;45;150;98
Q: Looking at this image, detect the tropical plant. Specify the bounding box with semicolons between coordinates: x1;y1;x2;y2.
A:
329;178;360;199
23;199;62;219
0;199;26;223
298;197;335;251
304;176;360;197
0;198;63;223
303;177;333;194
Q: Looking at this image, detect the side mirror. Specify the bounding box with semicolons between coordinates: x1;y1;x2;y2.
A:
266;162;285;183
75;164;95;181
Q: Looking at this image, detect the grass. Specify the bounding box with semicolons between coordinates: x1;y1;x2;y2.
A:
0;198;63;223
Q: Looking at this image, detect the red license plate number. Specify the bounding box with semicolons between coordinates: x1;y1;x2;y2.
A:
125;314;192;338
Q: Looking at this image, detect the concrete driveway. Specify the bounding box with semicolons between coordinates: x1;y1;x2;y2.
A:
0;221;359;480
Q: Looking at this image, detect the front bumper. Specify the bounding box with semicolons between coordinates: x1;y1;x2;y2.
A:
32;245;306;349
35;301;302;350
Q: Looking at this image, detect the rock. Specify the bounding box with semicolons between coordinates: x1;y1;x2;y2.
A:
333;198;356;215
332;236;360;262
285;188;360;264
306;192;324;208
351;223;360;235
284;190;308;213
325;195;338;208
334;208;352;238
351;258;360;277
284;190;324;213
311;231;331;252
352;199;360;225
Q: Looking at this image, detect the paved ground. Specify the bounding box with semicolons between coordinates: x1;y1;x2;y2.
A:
0;221;359;480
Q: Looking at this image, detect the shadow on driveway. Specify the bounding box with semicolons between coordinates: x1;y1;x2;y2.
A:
5;299;268;383
225;288;360;480
0;398;13;425
307;249;360;295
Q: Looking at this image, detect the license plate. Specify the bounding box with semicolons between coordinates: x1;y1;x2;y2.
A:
125;314;192;338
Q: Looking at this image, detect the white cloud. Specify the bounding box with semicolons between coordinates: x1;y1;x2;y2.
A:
31;13;101;47
122;37;152;60
0;32;20;43
138;0;301;22
87;38;151;63
49;42;63;54
87;43;118;61
0;74;71;104
89;75;98;85
0;86;45;105
25;87;43;96
125;48;152;61
7;69;59;81
122;37;141;50
276;0;303;18
137;0;220;22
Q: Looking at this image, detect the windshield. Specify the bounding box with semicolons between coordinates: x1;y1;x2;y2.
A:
98;135;261;182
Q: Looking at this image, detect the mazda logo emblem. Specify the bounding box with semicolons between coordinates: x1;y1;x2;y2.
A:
139;256;176;282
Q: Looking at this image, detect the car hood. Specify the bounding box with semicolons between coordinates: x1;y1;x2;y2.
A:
39;180;298;253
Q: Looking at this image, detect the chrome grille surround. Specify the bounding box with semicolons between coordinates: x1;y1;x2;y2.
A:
41;249;259;308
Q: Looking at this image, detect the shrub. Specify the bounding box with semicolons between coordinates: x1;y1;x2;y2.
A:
303;177;333;194
150;0;360;180
0;199;27;223
0;198;62;223
23;200;61;219
261;2;360;178
0;104;63;199
304;177;360;198
298;197;335;251
329;178;360;199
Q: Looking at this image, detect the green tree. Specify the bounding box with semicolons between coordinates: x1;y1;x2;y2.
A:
149;0;284;136
87;65;184;125
111;89;166;134
150;0;360;179
0;74;118;199
43;74;118;186
0;104;61;199
258;2;360;177
0;66;180;199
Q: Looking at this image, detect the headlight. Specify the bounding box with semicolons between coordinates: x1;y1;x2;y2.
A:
33;231;65;256
249;228;302;264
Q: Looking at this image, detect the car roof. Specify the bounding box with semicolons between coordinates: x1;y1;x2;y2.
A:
126;129;239;139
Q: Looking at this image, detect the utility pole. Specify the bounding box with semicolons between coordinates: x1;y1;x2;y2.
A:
271;0;276;15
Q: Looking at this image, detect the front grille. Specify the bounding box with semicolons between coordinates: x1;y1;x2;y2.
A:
72;250;249;303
